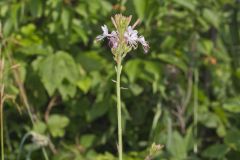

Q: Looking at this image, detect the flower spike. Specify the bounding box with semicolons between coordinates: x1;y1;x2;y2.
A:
96;14;149;56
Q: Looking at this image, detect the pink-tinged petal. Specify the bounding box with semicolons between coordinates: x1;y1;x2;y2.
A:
127;26;138;36
108;31;119;48
96;35;105;41
101;25;109;36
109;37;118;48
143;44;150;53
124;26;139;49
138;36;149;53
96;25;110;41
110;31;118;38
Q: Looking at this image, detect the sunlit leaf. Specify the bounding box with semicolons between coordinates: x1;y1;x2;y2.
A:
39;51;79;96
80;134;96;149
203;9;219;28
33;121;47;134
77;76;92;94
47;114;70;137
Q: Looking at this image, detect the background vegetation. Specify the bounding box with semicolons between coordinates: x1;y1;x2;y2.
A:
1;0;240;159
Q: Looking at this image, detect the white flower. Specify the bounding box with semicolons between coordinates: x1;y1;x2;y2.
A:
96;24;149;53
124;26;139;49
96;25;119;48
124;26;149;53
96;25;110;41
109;31;119;49
138;36;149;53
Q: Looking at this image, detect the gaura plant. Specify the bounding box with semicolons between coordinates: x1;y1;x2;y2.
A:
96;14;149;160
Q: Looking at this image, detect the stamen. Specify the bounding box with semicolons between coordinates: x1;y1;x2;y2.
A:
111;17;118;29
127;15;132;26
132;19;141;29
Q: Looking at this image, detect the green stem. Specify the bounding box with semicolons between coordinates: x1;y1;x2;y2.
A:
17;132;32;160
116;57;123;160
0;42;4;160
1;103;4;160
42;148;49;160
193;69;198;153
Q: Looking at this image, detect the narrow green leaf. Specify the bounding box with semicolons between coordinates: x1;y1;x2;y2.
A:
203;9;219;28
133;0;147;19
173;0;196;11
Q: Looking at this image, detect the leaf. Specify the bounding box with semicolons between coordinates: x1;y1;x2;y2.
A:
86;0;101;15
73;23;88;45
199;40;213;55
129;83;143;96
57;51;79;83
223;97;240;113
184;127;194;151
39;51;79;96
19;44;50;55
61;8;70;31
161;36;177;49
10;4;20;30
196;16;210;31
202;9;219;28
133;0;147;19
29;0;42;18
157;54;187;73
125;59;142;82
224;130;240;151
47;114;70;137
80;134;96;149
58;81;77;100
217;123;226;137
199;112;219;128
202;144;229;159
99;0;112;14
75;3;88;18
143;60;162;80
76;51;107;72
173;0;196;11
33;121;47;134
87;100;110;122
168;131;187;159
77;76;92;94
3;19;14;36
39;54;63;95
20;23;36;35
235;67;240;79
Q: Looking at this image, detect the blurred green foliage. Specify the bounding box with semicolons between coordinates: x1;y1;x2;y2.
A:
1;0;240;159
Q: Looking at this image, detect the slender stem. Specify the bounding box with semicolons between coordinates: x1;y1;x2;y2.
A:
193;69;198;153
1;101;4;160
0;39;4;160
17;133;32;160
116;57;123;160
42;148;49;160
8;54;34;124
